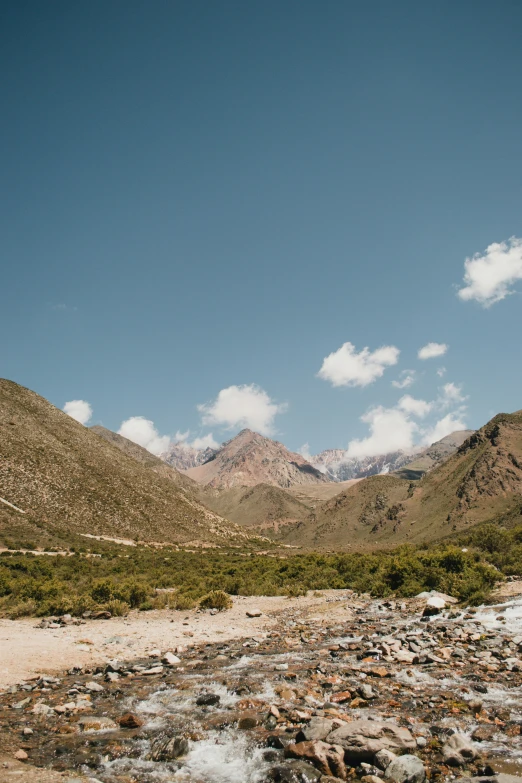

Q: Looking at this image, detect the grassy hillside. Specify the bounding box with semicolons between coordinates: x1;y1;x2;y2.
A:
90;425;197;492
0;380;252;548
277;411;522;550
199;483;312;532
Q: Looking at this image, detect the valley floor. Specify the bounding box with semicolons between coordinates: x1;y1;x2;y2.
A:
0;591;354;691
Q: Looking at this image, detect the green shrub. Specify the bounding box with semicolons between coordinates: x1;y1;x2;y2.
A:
199;590;233;611
104;599;130;616
173;594;196;611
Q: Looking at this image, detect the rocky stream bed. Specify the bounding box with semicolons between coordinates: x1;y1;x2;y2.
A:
1;591;522;783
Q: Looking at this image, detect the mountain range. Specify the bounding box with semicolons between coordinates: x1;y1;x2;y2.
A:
182;428;328;489
162;430;475;484
1;378;520;554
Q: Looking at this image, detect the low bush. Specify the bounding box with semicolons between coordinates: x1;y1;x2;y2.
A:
0;523;519;618
199;590;233;611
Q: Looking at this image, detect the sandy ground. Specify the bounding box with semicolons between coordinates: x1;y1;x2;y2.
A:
0;592;355;692
2;582;522;692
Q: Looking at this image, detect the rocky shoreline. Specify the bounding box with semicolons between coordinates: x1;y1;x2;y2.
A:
0;590;521;783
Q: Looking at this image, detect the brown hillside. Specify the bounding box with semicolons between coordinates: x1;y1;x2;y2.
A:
90;425;196;492
184;429;329;489
280;411;522;550
199;482;313;533
0;380;251;548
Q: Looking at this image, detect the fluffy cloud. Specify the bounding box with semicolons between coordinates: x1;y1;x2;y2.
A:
318;342;400;388
345;406;419;458
457;237;522;306
63;399;92;425
191;433;219;450
418;342;448;360
398;395;432;418
440;382;466;405
344;383;468;459
118;416;170;456
421;412;467;445
392;370;416;389
198;384;287;436
436;367;447;378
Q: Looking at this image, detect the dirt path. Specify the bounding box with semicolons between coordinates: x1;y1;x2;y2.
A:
0;591;354;691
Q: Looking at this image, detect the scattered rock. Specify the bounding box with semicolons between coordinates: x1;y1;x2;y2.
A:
162;652;181;665
149;734;189;761
384;755;426;783
442;733;479;767
326;720;416;763
284;741;346;779
118;712;144;728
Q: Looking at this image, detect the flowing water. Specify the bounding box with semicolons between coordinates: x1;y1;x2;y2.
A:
1;595;521;782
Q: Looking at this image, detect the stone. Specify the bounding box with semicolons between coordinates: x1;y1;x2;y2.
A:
422;596;446;616
118;712;144;728
149;734;189;761
13;750;28;761
442;733;479;767
85;681;105;692
247;608;263;617
326;720;416;763
162;652;181;665
238;712;260;730
357;684;375;700
330;690;352;704
196;693;221;706
296;718;335;742
374;749;397;770
268;760;322;782
472;726;497;742
77;716;118;732
384;755;426;783
11;697;32;710
284;741;346;779
31;702;55;715
142;666;163;675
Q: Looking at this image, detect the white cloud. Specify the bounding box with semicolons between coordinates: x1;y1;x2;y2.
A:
318;342;400;388
440;382;466;405
398;395;432;418
418;342;448;360
299;443;314;462
421;412;467;446
198;384;287;436
173;430;190;443
343;382;468;459
345;406;419;458
118;416;170;456
457;237;522;306
191;433;219;450
64;399;92;425
392;370;416;389
436;367;447;378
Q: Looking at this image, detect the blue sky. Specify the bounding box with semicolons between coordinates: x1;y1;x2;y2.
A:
2;1;522;457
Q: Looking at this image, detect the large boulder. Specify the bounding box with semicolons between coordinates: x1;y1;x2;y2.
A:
384;755;426;783
284;741;346;779
442;734;479;767
296;718;335;742
326;720;415;763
